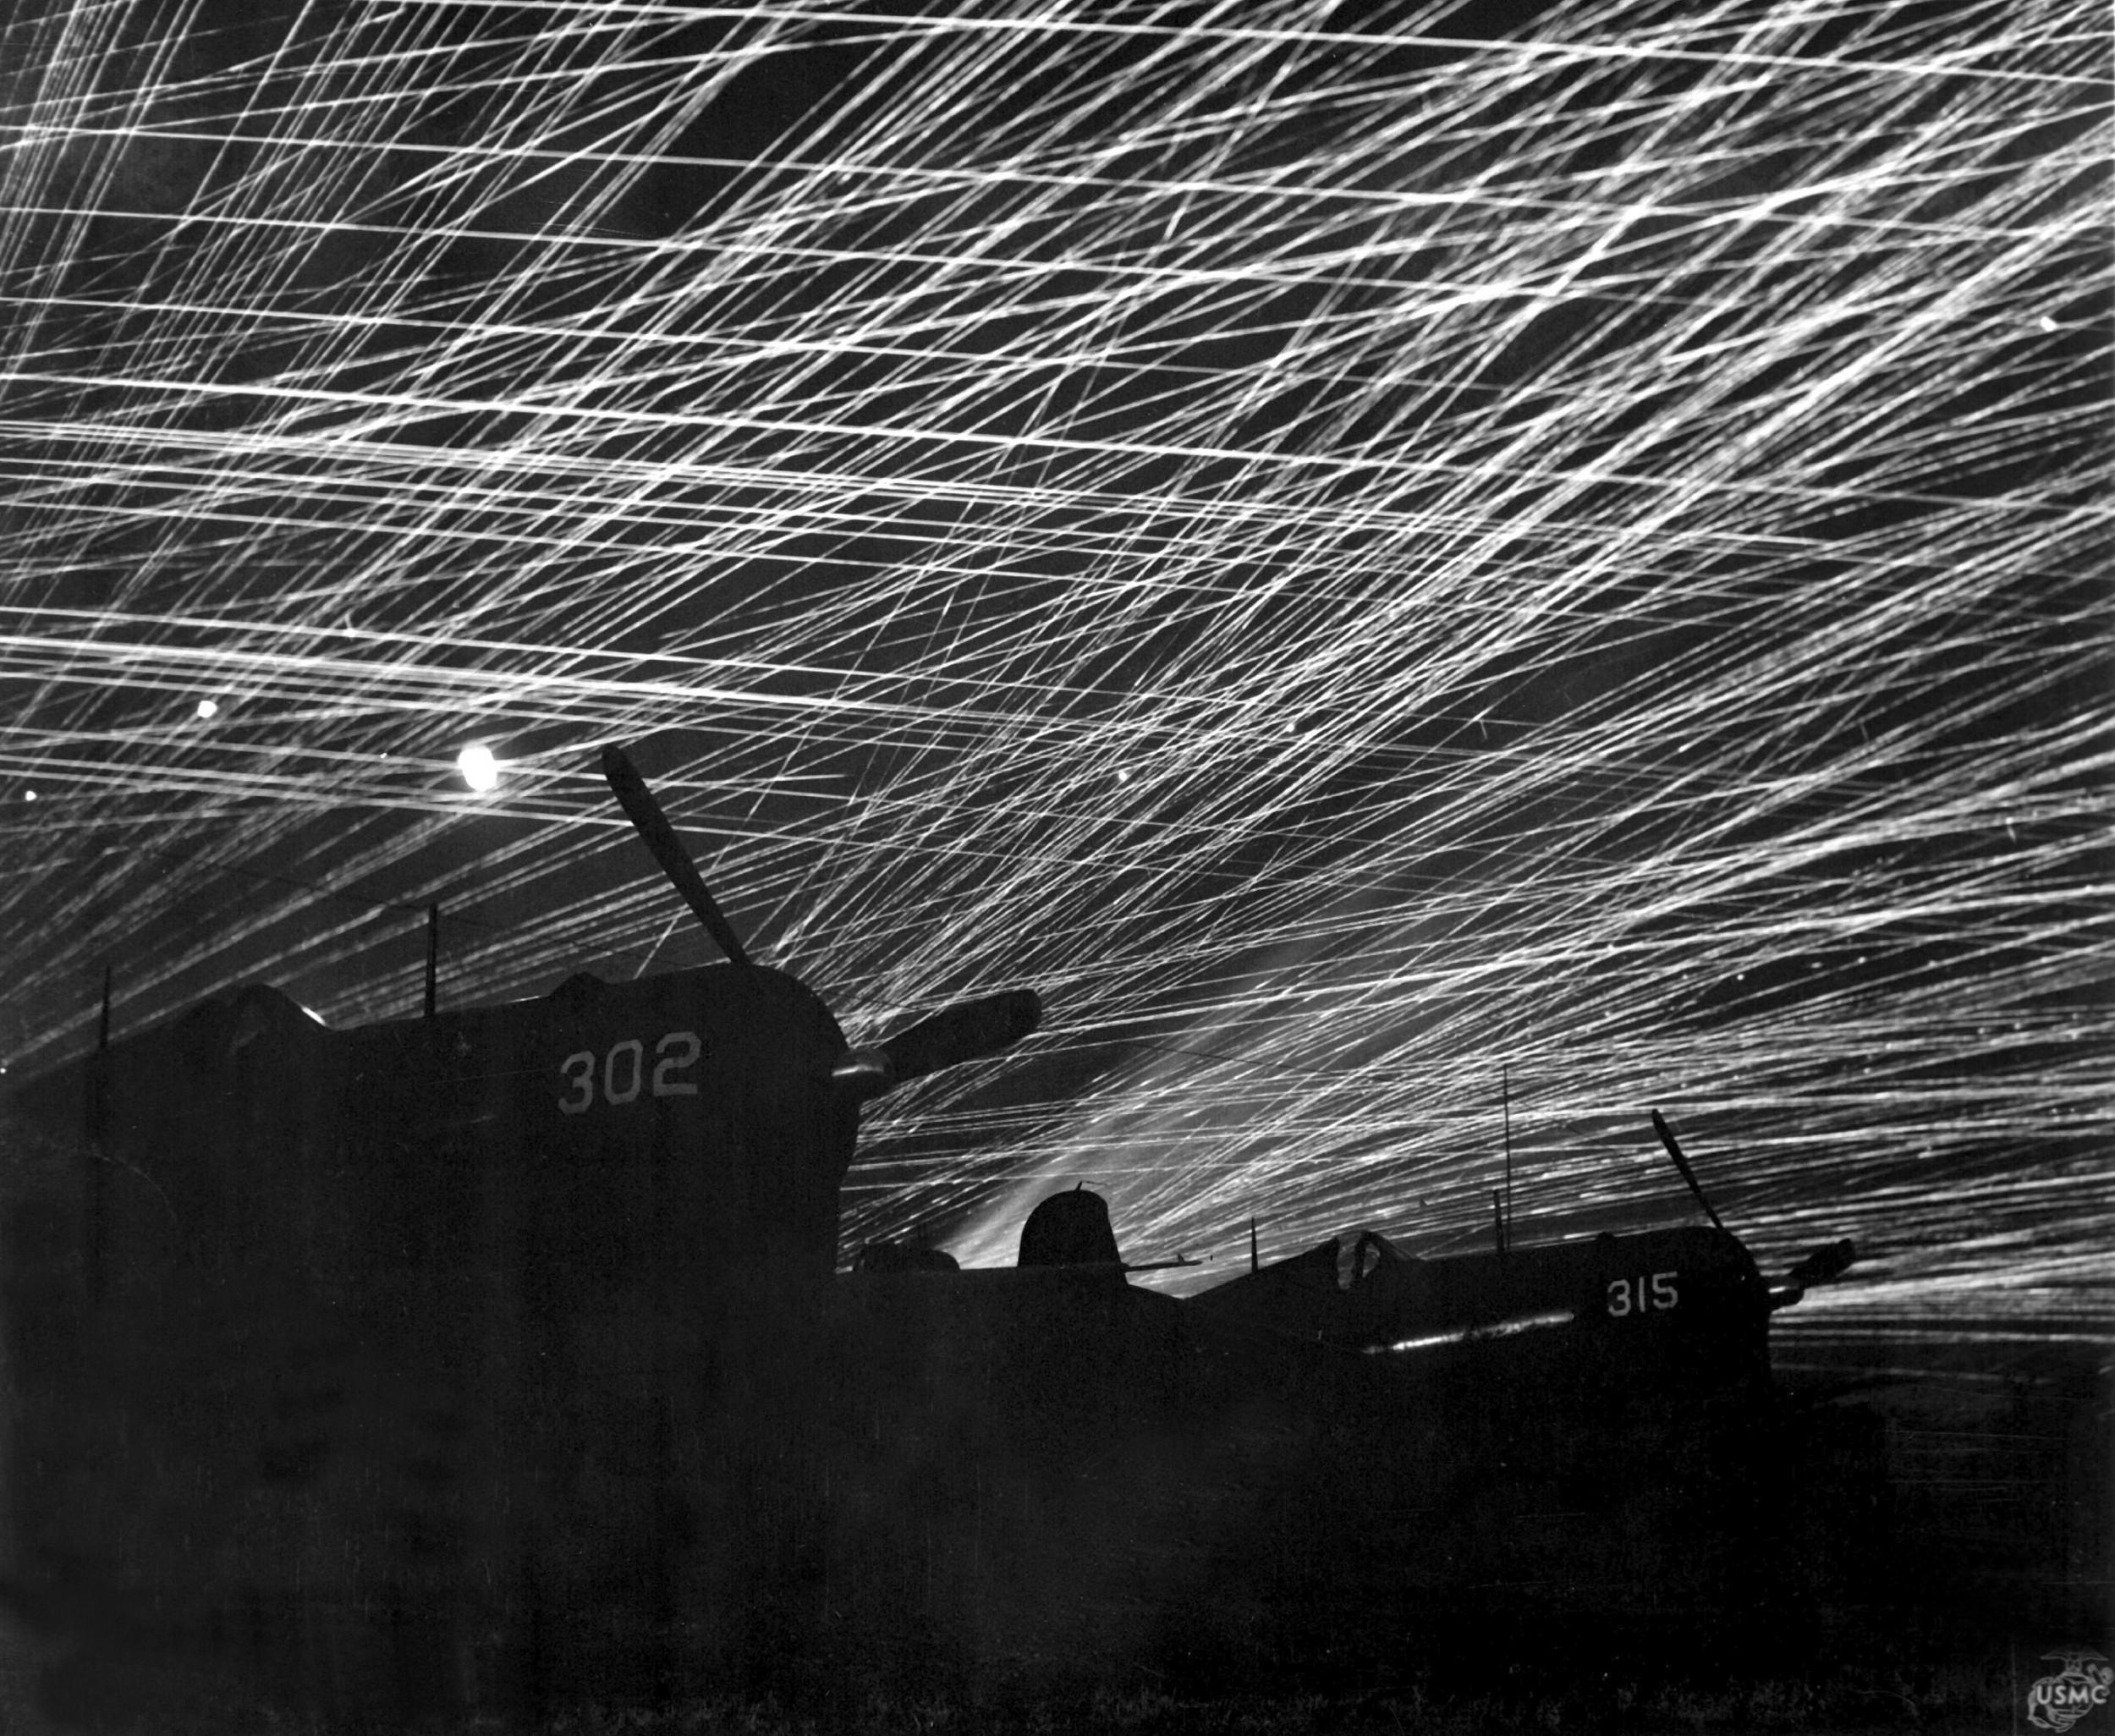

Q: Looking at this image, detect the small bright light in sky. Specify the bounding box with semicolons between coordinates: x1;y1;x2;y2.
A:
457;744;499;792
195;698;218;720
22;789;35;803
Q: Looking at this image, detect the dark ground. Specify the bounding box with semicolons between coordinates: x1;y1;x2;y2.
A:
7;1332;2106;1735
2;1106;2106;1735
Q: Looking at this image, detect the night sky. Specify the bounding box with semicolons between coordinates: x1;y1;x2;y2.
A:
0;0;2106;1355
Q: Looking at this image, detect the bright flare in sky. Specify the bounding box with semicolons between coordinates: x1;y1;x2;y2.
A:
457;744;499;793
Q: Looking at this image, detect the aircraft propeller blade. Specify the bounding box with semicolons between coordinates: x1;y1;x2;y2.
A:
1648;1109;1728;1234
601;744;753;968
1765;1237;1857;1311
1784;1238;1857;1289
831;988;1041;1100
882;988;1041;1085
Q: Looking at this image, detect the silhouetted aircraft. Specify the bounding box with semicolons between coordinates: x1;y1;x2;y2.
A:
1187;1111;1857;1403
2;744;1055;1720
11;743;1038;1303
0;746;1869;1728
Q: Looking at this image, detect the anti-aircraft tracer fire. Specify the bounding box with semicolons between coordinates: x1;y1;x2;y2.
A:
2;744;1871;1727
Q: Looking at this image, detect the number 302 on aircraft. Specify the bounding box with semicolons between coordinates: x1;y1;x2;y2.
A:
557;1031;702;1114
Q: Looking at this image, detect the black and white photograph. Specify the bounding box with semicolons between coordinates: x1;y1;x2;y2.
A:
0;1;2106;1730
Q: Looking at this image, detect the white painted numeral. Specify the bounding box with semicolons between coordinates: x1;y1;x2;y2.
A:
558;1052;595;1115
557;1030;703;1113
1607;1270;1682;1317
652;1030;700;1096
603;1038;643;1105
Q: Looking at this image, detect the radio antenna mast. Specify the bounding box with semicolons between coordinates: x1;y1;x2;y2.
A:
1501;1064;1513;1243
